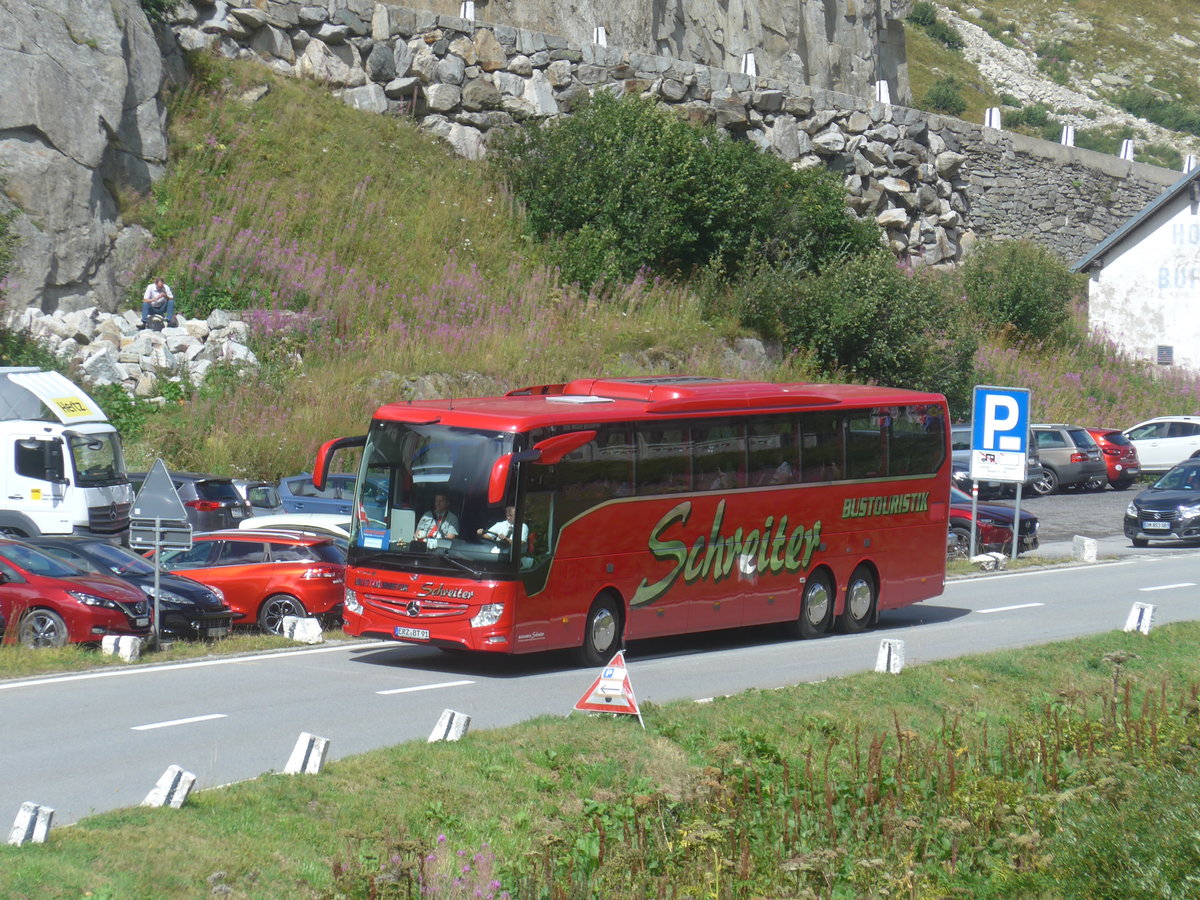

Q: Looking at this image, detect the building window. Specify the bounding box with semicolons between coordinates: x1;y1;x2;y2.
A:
1157;345;1174;366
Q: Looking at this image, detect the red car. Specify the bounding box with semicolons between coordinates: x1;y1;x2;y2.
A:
1084;426;1141;490
154;529;345;634
0;539;152;648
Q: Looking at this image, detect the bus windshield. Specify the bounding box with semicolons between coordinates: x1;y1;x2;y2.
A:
349;420;518;572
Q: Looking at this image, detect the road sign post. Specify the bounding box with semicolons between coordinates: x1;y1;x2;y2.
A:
970;386;1032;562
128;459;192;648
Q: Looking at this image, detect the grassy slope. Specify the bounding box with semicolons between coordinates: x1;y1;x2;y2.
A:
0;623;1196;896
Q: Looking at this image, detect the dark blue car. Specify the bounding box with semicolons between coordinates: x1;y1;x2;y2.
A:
29;536;235;640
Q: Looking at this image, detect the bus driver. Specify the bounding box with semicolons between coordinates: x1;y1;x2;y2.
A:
413;493;460;543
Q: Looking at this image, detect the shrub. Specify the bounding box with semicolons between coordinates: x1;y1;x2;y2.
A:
907;1;937;27
139;0;179;23
961;240;1083;342
924;19;964;50
490;92;878;288
924;77;967;116
1005;103;1050;129
1118;89;1200;137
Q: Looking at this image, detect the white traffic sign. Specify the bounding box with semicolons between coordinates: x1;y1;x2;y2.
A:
969;386;1030;483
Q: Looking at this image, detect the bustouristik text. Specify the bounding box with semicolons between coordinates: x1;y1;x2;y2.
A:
632;499;821;607
841;492;928;519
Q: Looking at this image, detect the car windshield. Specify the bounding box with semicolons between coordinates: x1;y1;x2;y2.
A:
350;421;516;573
1152;464;1200;491
0;542;86;578
67;431;128;487
82;541;158;576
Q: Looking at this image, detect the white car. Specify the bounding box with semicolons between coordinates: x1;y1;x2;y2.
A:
238;513;351;548
1123;416;1200;474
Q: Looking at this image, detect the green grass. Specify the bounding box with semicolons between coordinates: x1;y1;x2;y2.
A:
1;623;1198;897
905;25;1000;123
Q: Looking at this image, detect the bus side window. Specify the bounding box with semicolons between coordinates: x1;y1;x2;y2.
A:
846;410;885;479
748;417;797;486
693;421;746;490
801;413;845;482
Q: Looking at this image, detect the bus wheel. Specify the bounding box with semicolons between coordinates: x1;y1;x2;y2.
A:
785;572;833;639
576;594;621;667
837;566;876;634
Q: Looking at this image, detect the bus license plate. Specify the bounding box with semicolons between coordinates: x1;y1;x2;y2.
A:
1142;520;1171;531
395;626;430;640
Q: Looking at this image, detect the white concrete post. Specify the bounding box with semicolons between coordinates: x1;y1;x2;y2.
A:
282;615;324;644
284;732;330;774
593;26;607;47
1120;139;1135;160
142;765;197;809
429;709;472;742
874;79;891;105
459;1;474;19
1060;125;1075;146
1184;154;1197;173
984;107;1002;129
740;52;757;77
1071;535;1098;562
101;635;144;662
1123;602;1156;635
875;639;905;674
8;802;53;845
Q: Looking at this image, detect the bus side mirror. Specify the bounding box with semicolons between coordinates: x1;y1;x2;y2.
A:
313;435;365;492
487;450;541;506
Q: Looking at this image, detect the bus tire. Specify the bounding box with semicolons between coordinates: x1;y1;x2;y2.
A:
785;571;833;639
837;566;876;634
575;594;622;667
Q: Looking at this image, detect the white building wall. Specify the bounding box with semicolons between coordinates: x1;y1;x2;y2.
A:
1088;193;1200;371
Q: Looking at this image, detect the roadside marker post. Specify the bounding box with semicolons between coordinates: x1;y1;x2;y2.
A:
1124;602;1156;635
142;765;197;809
428;709;471;742
8;802;53;846
285;732;330;774
875;639;905;674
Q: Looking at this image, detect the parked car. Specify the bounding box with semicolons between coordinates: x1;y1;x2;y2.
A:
1083;426;1141;490
28;536;234;640
950;423;1045;499
278;473;388;518
129;471;253;532
1122;459;1200;547
232;479;285;516
1029;424;1107;494
152;529;346;634
0;539;151;648
948;486;1040;558
238;514;351;550
1123;416;1200;474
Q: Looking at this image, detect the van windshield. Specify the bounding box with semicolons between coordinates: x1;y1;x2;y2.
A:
67;432;128;487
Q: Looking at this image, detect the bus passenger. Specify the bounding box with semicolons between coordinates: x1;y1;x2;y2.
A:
413;493;460;542
477;505;529;553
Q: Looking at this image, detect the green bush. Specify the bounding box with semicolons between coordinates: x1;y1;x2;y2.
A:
1118;89;1200;137
747;249;977;403
490;92;878;287
1004;103;1050;130
139;0;179;24
924;19;964;50
924;77;967;116
907;1;937;27
961;240;1083;342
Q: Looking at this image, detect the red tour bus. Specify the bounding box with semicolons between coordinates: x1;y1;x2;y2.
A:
313;377;949;665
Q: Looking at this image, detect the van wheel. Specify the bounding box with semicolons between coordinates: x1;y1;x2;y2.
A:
258;594;306;635
575;594;621;667
837;567;876;634
785;571;833;639
19;609;68;648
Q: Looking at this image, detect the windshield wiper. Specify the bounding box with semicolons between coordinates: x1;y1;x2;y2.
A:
427;550;483;578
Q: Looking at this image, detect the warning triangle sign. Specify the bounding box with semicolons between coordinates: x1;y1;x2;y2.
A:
573;652;643;727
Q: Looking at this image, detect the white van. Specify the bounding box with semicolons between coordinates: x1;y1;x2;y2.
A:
0;367;134;537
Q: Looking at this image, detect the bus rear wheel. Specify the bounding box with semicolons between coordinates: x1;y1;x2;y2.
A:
837;566;876;634
785;571;833;639
575;594;622;667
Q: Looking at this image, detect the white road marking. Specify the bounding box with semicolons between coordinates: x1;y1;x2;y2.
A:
0;641;396;692
978;602;1044;614
376;679;474;695
1139;583;1196;592
132;713;227;731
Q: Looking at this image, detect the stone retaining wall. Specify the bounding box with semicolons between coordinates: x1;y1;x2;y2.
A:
169;1;1181;266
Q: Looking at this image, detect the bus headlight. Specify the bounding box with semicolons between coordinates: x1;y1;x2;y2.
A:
344;588;362;614
471;603;504;628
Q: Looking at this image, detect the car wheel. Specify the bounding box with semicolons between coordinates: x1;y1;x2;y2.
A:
258;594;307;635
948;526;972;560
1084;478;1106;492
784;570;833;639
575;594;622;667
1111;478;1134;491
1131;537;1149;548
837;566;876;634
1031;468;1058;495
19;609;68;649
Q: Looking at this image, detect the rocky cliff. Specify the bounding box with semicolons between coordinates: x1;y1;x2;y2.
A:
0;0;175;315
423;0;911;102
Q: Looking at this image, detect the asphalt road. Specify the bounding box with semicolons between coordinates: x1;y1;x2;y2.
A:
4;550;1200;826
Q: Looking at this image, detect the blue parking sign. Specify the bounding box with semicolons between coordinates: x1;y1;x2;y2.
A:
970;386;1030;482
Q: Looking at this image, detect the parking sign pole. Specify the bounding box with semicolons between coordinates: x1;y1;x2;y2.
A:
153;517;162;649
1011;483;1023;562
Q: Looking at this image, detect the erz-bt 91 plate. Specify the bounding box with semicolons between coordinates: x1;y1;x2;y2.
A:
395;626;430;640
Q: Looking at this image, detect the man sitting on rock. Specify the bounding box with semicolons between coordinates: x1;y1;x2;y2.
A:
141;277;177;328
